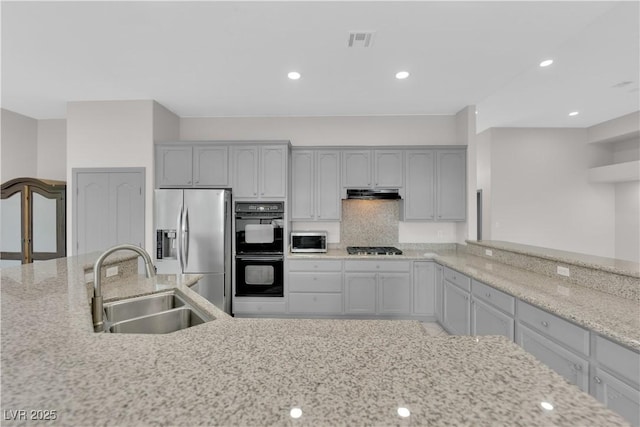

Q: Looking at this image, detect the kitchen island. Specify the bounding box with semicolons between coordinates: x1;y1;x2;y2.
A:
0;252;630;426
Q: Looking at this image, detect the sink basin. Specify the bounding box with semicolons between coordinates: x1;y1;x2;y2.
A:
108;307;208;334
102;290;212;334
104;291;187;323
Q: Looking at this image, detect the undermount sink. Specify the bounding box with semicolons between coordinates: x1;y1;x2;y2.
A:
102;290;213;334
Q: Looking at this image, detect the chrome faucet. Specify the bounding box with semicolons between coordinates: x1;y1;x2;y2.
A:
92;244;156;332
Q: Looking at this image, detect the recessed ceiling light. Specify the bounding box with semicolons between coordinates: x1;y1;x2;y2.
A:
539;59;554;67
287;71;301;80
568;111;579;117
395;71;410;80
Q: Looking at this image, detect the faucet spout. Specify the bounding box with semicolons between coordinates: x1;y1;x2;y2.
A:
92;244;156;332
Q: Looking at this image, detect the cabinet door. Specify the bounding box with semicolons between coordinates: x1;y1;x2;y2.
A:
379;273;412;314
592;367;640;427
232;146;259;198
471;298;514;341
404;150;435;220
291;151;314;220
193;146;228;187
443;280;471;335
413;261;435;315
374;150;403;188
260;146;287;198
435;264;444;323
75;172;110;254
517;324;589;392
316;151;341;220
342;150;371;188
156;146;193;187
345;273;377;314
109;172;144;248
436;150;466;221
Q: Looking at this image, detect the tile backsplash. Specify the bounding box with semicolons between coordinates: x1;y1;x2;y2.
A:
340;200;399;246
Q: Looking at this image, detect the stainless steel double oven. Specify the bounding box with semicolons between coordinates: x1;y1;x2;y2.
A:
234;202;284;297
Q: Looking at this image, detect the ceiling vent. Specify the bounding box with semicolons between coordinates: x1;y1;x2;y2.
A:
348;32;374;48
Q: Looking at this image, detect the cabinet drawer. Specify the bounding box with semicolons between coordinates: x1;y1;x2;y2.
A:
289;293;342;314
233;300;286;314
472;279;515;315
517;300;589;356
288;272;342;293
443;266;471;292
595;336;640;387
288;259;342;272
344;260;410;272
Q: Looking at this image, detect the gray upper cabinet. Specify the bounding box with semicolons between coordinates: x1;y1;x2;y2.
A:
291;149;341;221
232;144;288;200
342;149;403;189
374;150;403;187
156;144;228;188
342;150;371;188
436;150;466;221
403;150;435;220
402;148;466;222
193;146;228;187
156;145;193;187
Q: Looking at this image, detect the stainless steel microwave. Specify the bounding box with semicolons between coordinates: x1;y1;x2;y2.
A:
290;231;328;253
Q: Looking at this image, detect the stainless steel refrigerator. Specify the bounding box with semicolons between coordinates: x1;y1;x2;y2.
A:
154;189;232;314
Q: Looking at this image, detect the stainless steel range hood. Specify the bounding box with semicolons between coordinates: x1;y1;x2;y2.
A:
345;189;401;200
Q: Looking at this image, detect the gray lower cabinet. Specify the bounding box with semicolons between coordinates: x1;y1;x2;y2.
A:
291;150;341;221
232;145;288;199
442;267;471;335
471;279;515;340
516;324;589;392
344;260;411;316
471;298;514;339
592;368;640;427
442;280;471;335
434;264;444;323
288;260;343;315
413;261;435;316
592;335;640;426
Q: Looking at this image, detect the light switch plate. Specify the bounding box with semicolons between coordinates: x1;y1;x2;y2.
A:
485;249;493;256
106;266;119;277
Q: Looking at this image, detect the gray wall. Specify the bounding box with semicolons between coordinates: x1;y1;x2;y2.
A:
1;109;38;182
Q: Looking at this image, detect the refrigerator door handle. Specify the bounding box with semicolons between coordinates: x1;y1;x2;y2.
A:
177;204;185;272
183;208;190;268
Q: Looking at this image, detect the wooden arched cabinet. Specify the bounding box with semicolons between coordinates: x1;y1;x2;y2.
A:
1;177;66;265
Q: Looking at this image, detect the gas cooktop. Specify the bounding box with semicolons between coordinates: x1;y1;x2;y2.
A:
346;246;403;256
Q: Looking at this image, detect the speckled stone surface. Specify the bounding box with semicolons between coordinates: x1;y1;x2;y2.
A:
465;240;640;301
1;253;630;426
341;199;399;246
288;247;640;352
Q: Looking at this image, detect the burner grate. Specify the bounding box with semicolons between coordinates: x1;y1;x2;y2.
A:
346;246;403;255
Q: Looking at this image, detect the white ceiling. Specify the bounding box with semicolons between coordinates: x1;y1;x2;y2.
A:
1;1;638;131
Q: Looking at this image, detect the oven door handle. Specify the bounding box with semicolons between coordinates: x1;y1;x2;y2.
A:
236;256;283;261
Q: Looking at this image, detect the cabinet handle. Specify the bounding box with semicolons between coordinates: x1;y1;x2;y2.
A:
594;376;602;384
541;321;549;327
313;277;317;281
574;364;582;371
465;296;469;301
188;180;192;184
486;293;491;298
376;265;380;269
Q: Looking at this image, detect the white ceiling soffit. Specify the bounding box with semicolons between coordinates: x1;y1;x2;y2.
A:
1;1;638;131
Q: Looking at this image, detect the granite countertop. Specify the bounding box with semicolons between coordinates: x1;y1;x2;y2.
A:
288;249;640;351
1;253;631;426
